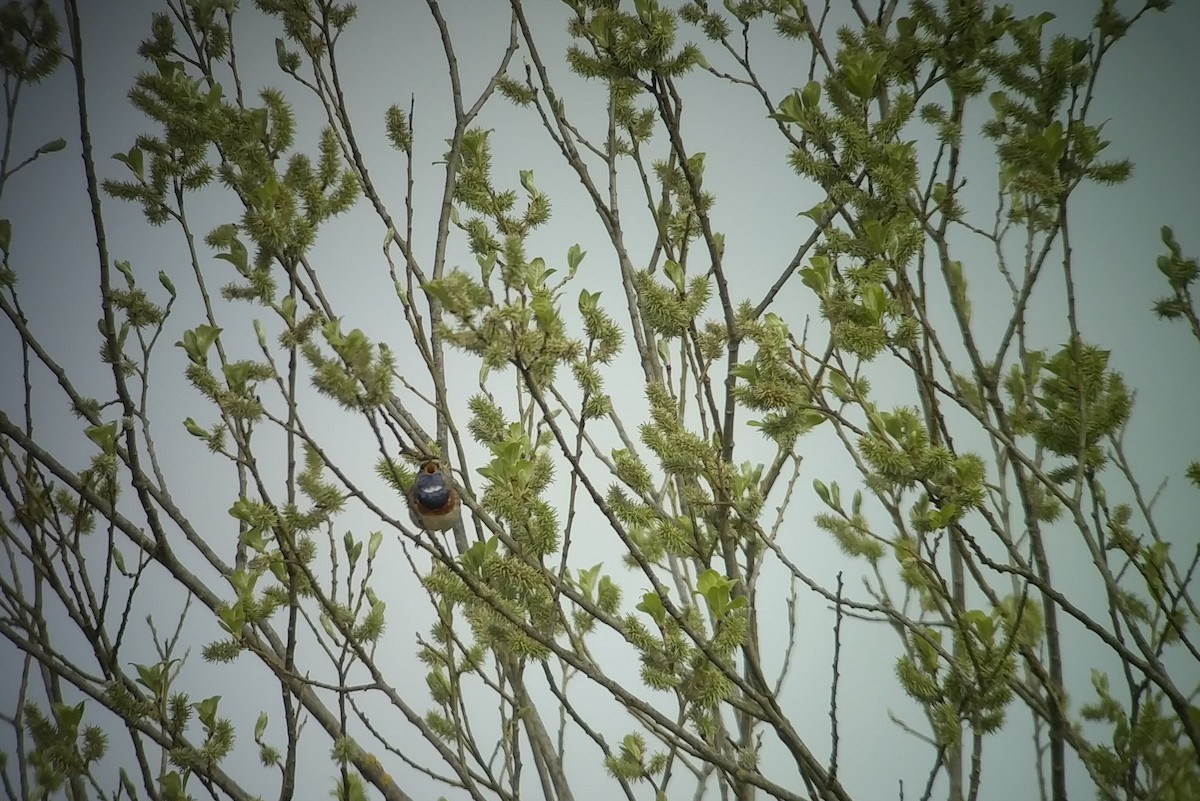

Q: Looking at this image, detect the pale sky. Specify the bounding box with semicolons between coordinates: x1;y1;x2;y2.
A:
1;1;1198;799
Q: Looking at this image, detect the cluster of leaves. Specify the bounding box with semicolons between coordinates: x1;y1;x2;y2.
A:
1082;671;1200;801
429;130;626;398
565;0;707;81
0;0;61;84
1152;226;1200;350
2;0;1196;799
893;610;1021;748
679;1;1194;793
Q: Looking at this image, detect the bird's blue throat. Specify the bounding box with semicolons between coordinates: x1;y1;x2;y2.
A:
415;474;450;508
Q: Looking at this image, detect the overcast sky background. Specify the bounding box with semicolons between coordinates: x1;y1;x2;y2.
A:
1;1;1198;799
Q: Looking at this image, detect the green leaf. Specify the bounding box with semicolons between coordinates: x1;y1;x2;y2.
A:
119;768;138;799
239;526;267;553
531;294;555;330
1038;121;1066;165
663;260;685;293
112;146;145;180
115;260;135;286
730;362;758;382
222;361;252;393
862;284;886;321
801;254;831;294
37;138;66;154
800;80;821;109
134;662;167;696
426;669;451;704
588;14;611;46
219;602;245;635
214;238;249;274
205;83;224;109
578;288;599;312
798;410;827;430
527;257;553;287
696;569;735;617
827;369;849;400
195;695;220;730
0;218;10;253
519;169;537;194
116;321;131;354
85;421;120;455
228;497;258;524
936;503;959;528
932;182;948;207
622;733;644;762
633;0;657;22
154;57;180;79
160;770;186;801
861;219;887;253
461;537;499;574
1161;225;1180;254
881;411;904;439
54;701;85;735
799;201;830;223
577;563;603;597
275;38;290;71
1185;461;1200;489
255;712;269;741
636;591;666;625
968;610;994;640
183;417;208;438
567;243;586;272
798;265;826;295
422;279;454;308
158;271;176;298
843;51;882;101
998;163;1016;192
476;251;496;282
772;91;805;125
229;569;258;600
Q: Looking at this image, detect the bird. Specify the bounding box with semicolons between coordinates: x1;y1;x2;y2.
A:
407;458;462;532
